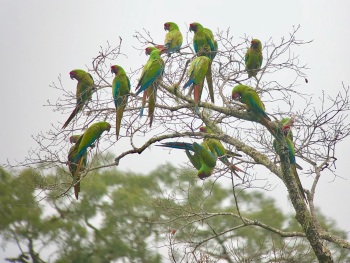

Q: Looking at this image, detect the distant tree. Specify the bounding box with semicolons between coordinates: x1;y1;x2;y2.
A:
1;164;349;262
8;25;350;262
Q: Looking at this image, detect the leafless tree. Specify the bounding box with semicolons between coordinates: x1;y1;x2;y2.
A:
8;25;350;262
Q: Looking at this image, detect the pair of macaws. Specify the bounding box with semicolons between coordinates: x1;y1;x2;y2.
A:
273;118;307;203
139;22;183;127
67;121;111;199
158;126;241;179
231;86;306;202
62;68;130;140
183;22;218;113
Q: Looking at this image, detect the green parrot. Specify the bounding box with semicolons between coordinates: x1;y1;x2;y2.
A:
111;65;130;139
136;49;164;127
62;69;94;129
135;49;165;96
157;141;217;179
68;134;87;200
153;22;183;54
278;126;308;203
189;22;218;103
273;118;293;152
245;39;263;78
231;84;271;122
273;118;302;170
199;126;242;178
73;121;111;165
183;56;211;113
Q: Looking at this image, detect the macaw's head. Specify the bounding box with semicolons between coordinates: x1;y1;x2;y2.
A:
282;125;291;137
164;22;179;31
104;122;112;132
198;169;212;180
231;84;249;101
69;69;86;80
145;46;158;55
231;91;241;101
111;65;119;75
199;126;208;133
189;22;202;33
250;39;262;51
69;135;81;144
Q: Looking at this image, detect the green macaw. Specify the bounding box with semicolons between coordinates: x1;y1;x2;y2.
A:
153;22;183;54
136;49;164;127
245;39;263;78
273;118;293;152
157;141;217;179
199;126;242;178
231;84;271;122
111;65;130;139
183;56;211;113
135;49;165;95
68;134;87;200
73;122;111;165
62;70;94;129
278;126;307;203
273;118;302;170
189;22;218;103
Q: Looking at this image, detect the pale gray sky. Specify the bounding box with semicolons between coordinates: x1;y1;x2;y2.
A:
1;0;350;260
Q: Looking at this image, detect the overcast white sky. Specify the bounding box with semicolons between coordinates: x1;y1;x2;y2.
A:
1;0;350;260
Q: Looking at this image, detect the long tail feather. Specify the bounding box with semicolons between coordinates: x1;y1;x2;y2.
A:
292;166;308;204
62;106;80;129
183;79;194;89
74;177;80;200
206;62;215;103
157;142;194;151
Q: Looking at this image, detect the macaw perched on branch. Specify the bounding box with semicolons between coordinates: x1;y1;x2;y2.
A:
62;70;95;129
278;125;308;203
68;134;87;200
189;22;217;103
183;56;211;113
135;49;165;96
245;39;263;78
136;49;164;127
111;65;130;139
157;141;217;179
273;118;302;170
73;122;111;164
199;126;242;179
154;22;183;54
231;84;271;123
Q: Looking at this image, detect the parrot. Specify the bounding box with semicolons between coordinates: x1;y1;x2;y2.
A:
279;126;308;203
183;56;211;113
136;49;164;127
111;65;130;139
245;39;263;78
231;84;271;122
157;141;217;179
273;118;303;170
189;22;218;103
67;134;87;200
199;126;242;179
73;121;111;164
135;49;165;96
153;22;183;54
62;69;95;129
